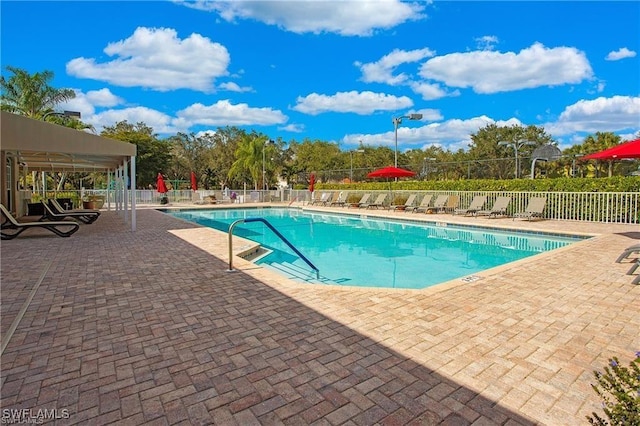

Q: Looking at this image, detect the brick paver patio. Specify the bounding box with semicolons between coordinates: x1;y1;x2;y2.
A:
1;204;638;425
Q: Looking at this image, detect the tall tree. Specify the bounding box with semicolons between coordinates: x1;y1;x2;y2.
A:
578;132;623;177
1;66;81;192
229;132;272;190
0;66;75;118
468;124;554;179
100;121;171;188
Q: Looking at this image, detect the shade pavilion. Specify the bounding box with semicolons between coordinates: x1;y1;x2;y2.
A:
0;111;138;231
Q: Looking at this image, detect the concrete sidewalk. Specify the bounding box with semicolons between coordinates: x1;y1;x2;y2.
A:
1;206;638;425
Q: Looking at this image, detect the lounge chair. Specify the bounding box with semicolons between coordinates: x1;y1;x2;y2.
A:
440;195;460;213
411;194;434;213
349;193;371;208
453;195;487;216
476;196;511;218
423;194;448;214
48;199;100;223
513;197;547;221
330;192;349;207
324;192;341;206
615;243;640;263
309;192;329;206
389;194;417;211
361;193;387;209
1;204;79;240
42;200;99;224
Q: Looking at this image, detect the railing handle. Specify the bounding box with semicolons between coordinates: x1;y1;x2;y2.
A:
227;218;320;280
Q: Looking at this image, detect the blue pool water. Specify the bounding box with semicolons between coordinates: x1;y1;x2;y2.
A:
164;207;585;289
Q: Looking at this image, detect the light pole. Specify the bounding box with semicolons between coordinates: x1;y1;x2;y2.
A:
349;149;365;182
42;110;81;121
572;154;584;177
262;139;275;191
498;139;536;178
392;113;422;168
423;157;436;180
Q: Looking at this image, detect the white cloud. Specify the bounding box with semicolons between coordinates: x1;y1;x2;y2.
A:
409;81;458;100
177;0;427;36
343;115;523;150
279;123;305;133
544;95;640;135
66;27;230;92
218;81;253;92
91;107;178;134
173;100;288;128
59;88;124;119
357;48;436;85
419;42;593;94
475;35;499;51
84;88;124;107
293;91;413;115
605;47;637;61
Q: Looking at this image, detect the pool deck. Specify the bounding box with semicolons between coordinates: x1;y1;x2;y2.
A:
1;202;638;425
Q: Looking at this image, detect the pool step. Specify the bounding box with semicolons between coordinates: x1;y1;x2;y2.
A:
262;261;337;285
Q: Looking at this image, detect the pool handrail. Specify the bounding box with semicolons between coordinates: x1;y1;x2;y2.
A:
227;217;320;279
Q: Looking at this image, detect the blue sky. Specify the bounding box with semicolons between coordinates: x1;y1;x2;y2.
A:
2;1;639;154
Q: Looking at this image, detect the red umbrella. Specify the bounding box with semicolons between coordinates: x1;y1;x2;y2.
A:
157;173;168;194
581;138;640;160
190;171;198;191
309;173;315;193
367;166;416;178
367;166;416;203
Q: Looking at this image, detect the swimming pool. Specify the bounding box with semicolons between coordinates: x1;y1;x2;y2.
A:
164;207;586;289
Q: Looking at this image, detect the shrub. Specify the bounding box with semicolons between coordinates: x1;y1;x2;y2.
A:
587;351;640;425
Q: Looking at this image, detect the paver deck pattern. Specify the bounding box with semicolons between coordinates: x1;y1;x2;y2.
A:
1;203;638;425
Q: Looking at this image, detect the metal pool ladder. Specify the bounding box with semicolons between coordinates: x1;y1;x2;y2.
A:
227;218;320;280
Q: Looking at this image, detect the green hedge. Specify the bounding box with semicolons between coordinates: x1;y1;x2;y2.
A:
311;176;640;193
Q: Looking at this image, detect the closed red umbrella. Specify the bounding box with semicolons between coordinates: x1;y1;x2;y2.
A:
190;171;198;191
309;173;315;193
157;173;168;194
581;138;640;160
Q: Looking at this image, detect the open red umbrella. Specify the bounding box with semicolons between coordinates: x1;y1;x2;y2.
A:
581;138;640;160
157;173;168;194
367;166;416;203
309;173;315;193
190;171;198;191
367;166;416;178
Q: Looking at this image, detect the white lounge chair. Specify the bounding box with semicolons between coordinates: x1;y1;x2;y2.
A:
513;197;547;221
390;194;417;211
349;193;371;208
411;194;434;213
616;243;640;263
453;195;487;216
361;193;387;209
476;196;511;218
310;192;329;205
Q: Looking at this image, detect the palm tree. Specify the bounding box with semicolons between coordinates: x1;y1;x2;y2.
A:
229;134;269;190
1;66;75;118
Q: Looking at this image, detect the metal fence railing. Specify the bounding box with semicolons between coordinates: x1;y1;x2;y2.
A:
28;189;639;224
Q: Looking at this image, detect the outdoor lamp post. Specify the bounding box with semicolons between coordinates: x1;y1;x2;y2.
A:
423;157;436;179
498;139;536;178
42;110;81;121
262;139;275;191
350;149;365;182
572;154;585;177
392;113;423;168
